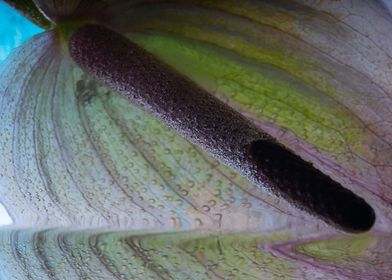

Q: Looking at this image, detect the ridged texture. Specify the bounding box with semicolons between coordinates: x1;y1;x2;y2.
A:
0;0;392;278
69;24;375;232
0;31;293;230
0;228;391;279
90;0;392;226
46;0;392;228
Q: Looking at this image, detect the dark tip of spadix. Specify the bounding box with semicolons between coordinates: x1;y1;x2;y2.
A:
250;140;375;233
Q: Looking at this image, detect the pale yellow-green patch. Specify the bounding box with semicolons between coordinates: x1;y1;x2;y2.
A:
128;32;362;154
295;233;374;262
56;20;96;47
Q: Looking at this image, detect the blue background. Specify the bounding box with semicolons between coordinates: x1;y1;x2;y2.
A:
0;1;43;63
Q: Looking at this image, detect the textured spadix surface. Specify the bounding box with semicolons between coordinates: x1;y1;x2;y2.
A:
1;0;392;279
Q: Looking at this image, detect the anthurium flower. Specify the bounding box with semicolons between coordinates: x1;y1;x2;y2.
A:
0;0;392;279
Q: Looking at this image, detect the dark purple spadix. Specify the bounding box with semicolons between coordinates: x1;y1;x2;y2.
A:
69;24;375;233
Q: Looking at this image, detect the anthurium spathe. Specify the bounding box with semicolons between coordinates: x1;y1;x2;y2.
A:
0;0;392;279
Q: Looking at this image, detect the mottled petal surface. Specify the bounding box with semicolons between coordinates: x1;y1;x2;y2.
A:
1;0;392;279
84;0;392;228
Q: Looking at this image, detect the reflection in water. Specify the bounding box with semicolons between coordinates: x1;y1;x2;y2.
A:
0;228;390;279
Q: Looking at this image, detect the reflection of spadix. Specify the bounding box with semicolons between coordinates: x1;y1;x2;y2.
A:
69;24;375;233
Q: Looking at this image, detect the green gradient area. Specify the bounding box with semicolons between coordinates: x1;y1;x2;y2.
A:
295;233;373;262
129;32;362;154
